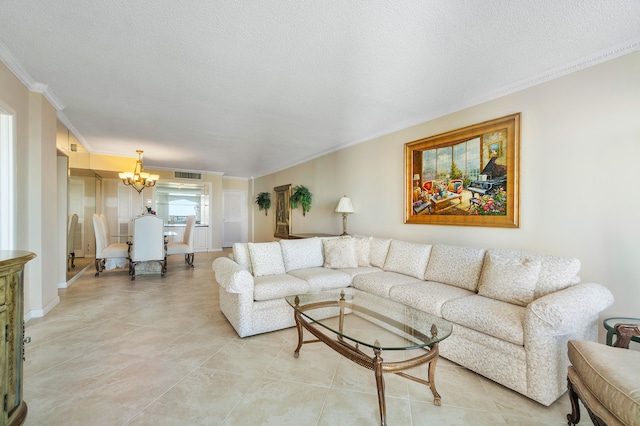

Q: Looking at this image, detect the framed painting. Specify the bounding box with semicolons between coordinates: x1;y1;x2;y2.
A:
404;113;520;227
274;184;292;238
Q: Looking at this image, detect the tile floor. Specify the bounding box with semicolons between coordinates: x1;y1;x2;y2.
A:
23;250;577;425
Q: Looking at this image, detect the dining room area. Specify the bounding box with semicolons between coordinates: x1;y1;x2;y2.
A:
91;212;196;281
63;143;214;287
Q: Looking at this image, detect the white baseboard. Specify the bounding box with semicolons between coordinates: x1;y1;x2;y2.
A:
60;264;92;288
25;295;60;322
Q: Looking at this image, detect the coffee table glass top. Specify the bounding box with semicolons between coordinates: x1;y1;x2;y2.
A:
286;288;452;351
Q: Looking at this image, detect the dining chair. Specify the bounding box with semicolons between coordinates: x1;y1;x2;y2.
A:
130;214;166;280
166;215;195;267
67;213;78;271
92;213;129;277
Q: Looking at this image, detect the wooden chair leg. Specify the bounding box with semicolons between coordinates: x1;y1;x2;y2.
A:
130;261;136;280
185;253;194;267
94;258;103;277
567;377;581;425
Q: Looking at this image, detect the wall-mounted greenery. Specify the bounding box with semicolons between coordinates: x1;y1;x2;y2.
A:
255;192;271;215
290;185;313;216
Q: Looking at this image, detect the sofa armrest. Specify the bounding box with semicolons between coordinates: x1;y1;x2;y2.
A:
212;257;254;294
526;282;614;334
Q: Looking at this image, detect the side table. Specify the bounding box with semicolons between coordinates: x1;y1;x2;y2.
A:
603;317;640;346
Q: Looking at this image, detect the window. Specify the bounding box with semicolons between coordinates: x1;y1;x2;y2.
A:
0;111;15;249
154;182;209;226
421;137;481;184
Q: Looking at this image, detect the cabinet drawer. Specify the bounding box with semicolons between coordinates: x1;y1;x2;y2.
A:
0;275;5;305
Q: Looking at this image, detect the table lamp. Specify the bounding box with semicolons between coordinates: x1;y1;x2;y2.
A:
335;195;355;236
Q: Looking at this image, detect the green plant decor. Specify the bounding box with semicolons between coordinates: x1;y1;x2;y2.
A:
290;185;313;216
255;192;271;215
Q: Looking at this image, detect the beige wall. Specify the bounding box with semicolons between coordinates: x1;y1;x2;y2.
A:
254;52;640;324
1;61;60;318
4;50;639;326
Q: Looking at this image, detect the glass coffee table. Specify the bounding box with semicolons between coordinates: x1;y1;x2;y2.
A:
286;288;452;426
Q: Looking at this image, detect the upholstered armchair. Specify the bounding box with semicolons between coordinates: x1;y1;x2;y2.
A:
166;215;195;267
422;179;444;194
92;213;129;277
567;323;640;425
447;179;464;194
130;214;166;280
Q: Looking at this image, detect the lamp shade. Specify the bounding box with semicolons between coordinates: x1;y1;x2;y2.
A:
335;196;354;214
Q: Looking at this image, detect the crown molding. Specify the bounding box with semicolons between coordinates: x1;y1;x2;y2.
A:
465;36;640;107
0;40;38;88
56;111;91;149
0;40;65;111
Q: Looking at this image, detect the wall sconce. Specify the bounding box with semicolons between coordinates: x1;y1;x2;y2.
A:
335;195;355;236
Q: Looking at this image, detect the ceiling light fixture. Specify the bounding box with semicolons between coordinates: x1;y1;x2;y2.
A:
118;150;159;193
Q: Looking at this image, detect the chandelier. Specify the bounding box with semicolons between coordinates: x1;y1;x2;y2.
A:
118;150;159;193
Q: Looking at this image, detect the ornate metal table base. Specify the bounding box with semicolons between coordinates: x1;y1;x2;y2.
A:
291;293;444;426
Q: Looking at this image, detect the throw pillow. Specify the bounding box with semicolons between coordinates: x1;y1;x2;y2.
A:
248;242;286;277
369;237;392;268
232;243;253;273
280;237;324;271
383;240;432;279
353;235;372;266
478;253;541;306
323;237;358;269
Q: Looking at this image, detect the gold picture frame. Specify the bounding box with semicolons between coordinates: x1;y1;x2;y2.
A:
274;184;292;238
404;113;520;227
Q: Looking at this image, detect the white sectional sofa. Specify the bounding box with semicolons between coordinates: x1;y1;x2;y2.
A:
211;236;614;406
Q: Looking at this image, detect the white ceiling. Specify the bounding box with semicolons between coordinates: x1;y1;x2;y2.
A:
1;1;639;178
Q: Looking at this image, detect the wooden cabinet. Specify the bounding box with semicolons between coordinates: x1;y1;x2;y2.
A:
0;251;35;426
194;227;209;252
163;226;184;244
164;226;210;252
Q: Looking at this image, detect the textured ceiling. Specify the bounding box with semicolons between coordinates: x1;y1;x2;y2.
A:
1;1;639;178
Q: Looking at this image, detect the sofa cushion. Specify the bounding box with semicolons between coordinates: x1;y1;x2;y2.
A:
253;274;310;301
353;236;372;266
568;340;640;426
288;267;352;291
337;266;382;278
322;237;358;269
280;238;324;272
486;248;581;298
232;243;253;274
248;242;286;277
478;253;541;307
424;244;486;291
442;295;526;346
383;240;432;280
352;271;423;298
389;281;474;316
369;237;392;268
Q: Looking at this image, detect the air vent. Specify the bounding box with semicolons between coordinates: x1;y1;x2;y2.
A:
173;171;202;180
